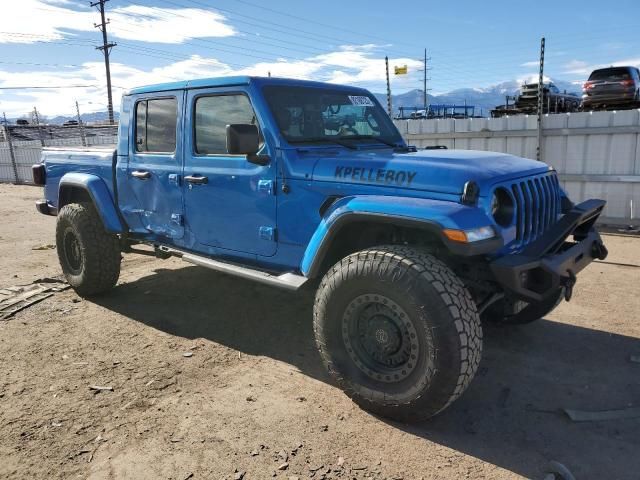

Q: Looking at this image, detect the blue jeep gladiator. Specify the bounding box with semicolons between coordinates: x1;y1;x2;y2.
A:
32;76;608;421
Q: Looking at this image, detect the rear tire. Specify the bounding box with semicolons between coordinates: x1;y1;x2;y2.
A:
56;202;121;296
313;245;482;422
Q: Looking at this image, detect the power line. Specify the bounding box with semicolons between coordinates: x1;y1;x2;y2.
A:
152;0;418;58
231;0;416;49
0;85;99;90
0;60;82;68
115;2;334;57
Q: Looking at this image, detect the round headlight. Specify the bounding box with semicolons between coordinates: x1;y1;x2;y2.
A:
491;188;514;227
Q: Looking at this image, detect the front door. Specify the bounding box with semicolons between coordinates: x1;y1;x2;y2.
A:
182;88;277;256
126;91;184;239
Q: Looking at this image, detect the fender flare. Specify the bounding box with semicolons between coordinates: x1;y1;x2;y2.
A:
301;195;502;278
58;172;125;233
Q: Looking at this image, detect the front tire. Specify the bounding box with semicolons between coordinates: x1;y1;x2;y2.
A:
56;202;121;296
313;246;482;422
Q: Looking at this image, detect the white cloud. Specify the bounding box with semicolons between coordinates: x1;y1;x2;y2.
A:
0;0;236;45
0;45;421;117
107;6;235;43
562;58;640;78
563;60;590;75
520;61;540;68
516;74;552;85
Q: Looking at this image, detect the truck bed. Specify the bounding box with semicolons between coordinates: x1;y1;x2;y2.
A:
42;147;116;210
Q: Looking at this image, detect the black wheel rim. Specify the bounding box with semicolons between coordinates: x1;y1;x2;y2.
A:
63;229;83;275
342;294;419;383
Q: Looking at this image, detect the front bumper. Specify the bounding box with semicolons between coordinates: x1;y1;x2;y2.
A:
490;199;607;303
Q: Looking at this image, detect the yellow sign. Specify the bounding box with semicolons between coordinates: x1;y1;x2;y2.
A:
394;65;408;75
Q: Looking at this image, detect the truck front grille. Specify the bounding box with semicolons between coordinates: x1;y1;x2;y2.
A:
510;172;561;246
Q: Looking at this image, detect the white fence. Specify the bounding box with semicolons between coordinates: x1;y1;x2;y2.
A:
395;110;640;225
0;125;117;184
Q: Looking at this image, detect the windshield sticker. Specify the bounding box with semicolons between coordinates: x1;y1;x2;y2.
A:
334;166;417;186
347;96;375;107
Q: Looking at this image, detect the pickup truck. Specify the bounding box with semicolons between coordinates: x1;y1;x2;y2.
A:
32;76;608;422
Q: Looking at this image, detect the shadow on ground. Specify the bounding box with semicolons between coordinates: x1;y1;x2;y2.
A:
94;265;640;479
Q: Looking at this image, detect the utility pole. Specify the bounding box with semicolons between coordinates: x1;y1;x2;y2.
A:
75;101;87;147
91;0;116;125
2;112;19;184
33;106;45;147
536;37;545;162
423;48;428;112
385;56;392;116
416;48;431;114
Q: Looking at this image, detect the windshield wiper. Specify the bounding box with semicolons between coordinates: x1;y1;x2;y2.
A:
287;137;358;150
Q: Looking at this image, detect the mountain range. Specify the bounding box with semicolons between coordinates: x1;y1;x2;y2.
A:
9;78;580;124
374;79;580;116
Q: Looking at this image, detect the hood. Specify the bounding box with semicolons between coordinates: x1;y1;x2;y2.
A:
310;148;550;195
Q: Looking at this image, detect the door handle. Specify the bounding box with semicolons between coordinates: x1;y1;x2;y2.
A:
184;175;208;185
131;170;151;180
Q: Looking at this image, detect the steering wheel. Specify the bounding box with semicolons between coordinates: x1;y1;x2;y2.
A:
340;125;359;136
365;111;381;133
339;114;358;136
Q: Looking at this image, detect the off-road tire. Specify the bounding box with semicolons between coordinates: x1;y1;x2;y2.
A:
56;202;121;296
482;288;564;325
313;245;482;422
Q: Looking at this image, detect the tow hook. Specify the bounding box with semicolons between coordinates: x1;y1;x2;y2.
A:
591;241;608;260
562;270;576;302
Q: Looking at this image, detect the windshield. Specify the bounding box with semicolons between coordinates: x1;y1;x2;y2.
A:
262;85;403;147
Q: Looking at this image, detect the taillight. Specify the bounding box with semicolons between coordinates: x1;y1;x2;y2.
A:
32;164;46;185
583;81;594;90
621;79;634;87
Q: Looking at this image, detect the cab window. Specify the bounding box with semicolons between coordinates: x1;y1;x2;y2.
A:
194;94;258;155
135;97;177;153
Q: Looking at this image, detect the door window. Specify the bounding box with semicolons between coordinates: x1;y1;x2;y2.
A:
194;94;258;155
135;98;177;153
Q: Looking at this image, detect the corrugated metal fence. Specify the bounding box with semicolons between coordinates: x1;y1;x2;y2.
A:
395;110;640;225
0;125;118;184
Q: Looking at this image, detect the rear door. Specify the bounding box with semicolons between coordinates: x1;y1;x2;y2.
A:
182;87;277;256
126;92;185;239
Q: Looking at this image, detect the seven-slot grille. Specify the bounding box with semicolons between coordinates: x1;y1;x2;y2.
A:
509;172;561;246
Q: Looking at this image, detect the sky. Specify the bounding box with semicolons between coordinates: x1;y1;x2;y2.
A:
1;0;639;118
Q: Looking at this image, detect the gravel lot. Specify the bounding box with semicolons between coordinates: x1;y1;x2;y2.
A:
1;183;639;480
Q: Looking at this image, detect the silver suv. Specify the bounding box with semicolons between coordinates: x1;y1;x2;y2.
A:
582;66;640;110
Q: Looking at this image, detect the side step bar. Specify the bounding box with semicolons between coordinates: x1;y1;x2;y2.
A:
181;253;308;291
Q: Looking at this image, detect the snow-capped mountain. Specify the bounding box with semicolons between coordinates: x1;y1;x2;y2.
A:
375;78;580;116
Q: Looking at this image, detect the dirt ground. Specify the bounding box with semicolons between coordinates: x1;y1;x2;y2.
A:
1;183;639;480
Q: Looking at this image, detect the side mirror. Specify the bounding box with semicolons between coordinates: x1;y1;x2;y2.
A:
226;124;269;165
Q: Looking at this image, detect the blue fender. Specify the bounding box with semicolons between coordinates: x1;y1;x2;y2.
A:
300;195;501;277
58;173;125;234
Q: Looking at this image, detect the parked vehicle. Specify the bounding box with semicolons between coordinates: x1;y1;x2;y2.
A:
491;82;580;117
16;119;29;126
519;82;580;112
582;66;640;110
32;76;608;422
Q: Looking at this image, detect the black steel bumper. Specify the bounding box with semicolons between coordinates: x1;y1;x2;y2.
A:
35;200;57;216
490;199;608;303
